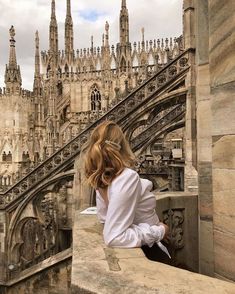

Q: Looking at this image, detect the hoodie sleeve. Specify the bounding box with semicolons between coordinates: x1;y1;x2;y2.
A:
96;190;107;224
103;169;165;248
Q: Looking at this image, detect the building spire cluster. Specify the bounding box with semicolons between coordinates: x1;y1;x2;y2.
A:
0;0;182;190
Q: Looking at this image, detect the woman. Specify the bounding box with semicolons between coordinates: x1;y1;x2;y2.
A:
84;120;169;249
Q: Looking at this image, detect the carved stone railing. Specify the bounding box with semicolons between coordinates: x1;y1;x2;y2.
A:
131;104;186;151
0;49;192;208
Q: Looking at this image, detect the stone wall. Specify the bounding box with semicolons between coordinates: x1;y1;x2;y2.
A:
194;0;214;276
195;0;235;281
208;0;235;281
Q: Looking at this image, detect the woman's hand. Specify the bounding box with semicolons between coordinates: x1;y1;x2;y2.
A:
159;222;170;242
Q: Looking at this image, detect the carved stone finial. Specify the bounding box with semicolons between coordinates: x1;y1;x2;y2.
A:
51;0;56;18
141;27;145;43
5;24;22;87
105;21;109;32
66;0;71;16
35;30;39;46
9;25;15;39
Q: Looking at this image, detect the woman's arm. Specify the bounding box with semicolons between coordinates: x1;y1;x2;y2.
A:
96;191;107;224
103;169;165;248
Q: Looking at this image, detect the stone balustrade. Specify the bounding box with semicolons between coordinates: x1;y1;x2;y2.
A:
71;193;235;293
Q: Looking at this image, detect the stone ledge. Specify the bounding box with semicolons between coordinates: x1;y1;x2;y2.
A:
71;212;235;294
5;248;72;287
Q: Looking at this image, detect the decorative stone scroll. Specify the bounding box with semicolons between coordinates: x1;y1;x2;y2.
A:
163;208;184;250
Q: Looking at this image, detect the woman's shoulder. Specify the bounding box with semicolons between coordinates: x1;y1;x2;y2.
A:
112;167;139;185
119;167;139;179
109;168;141;200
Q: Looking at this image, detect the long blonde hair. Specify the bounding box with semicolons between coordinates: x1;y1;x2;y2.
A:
84;121;135;189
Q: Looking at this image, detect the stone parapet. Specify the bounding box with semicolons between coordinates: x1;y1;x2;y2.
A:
71;208;235;294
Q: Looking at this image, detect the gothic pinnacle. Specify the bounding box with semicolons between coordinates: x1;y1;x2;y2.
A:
34;31;40;77
9;25;17;68
119;0;129;45
65;0;74;61
5;25;22;88
105;21;109;47
35;30;39;48
66;0;71;16
51;0;56;19
49;0;58;60
33;30;42;95
122;0;127;8
141;27;145;43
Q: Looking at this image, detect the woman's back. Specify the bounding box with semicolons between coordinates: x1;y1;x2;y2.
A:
96;167;165;248
83;120;168;248
97;168;159;226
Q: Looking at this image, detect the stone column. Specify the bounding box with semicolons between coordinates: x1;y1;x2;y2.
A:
195;0;214;276
183;0;195;50
183;0;198;192
208;0;235;282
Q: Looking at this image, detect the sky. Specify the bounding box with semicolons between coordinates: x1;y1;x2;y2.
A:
0;0;183;90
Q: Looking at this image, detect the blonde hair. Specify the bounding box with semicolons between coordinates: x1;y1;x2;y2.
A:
84;121;135;189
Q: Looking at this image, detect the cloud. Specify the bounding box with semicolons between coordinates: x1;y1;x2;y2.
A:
0;0;183;90
79;10;106;22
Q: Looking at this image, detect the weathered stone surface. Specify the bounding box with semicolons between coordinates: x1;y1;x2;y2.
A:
71;212;235;294
195;11;213;272
213;169;235;236
214;230;235;281
195;0;209;64
197;99;212;140
199;220;214;276
211;87;235;136
209;0;235;87
198;162;213;218
194;0;235;281
213;135;235;169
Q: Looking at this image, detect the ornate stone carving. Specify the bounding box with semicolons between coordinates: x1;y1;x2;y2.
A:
163;208;184;250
